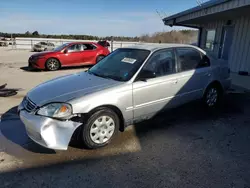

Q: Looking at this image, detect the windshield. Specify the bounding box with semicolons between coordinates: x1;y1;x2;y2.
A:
53;43;69;52
88;48;150;82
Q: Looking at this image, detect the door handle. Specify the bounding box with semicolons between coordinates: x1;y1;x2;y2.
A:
205;73;211;77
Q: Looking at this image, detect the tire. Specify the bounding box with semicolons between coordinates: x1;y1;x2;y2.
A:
81;108;119;149
96;55;105;64
203;84;222;108
45;58;60;71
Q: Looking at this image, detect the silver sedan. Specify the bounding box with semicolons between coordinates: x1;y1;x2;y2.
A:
33;42;55;52
18;44;231;150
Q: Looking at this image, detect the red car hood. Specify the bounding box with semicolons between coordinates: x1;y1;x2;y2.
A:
32;51;57;57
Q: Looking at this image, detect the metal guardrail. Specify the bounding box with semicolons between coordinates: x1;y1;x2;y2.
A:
13;38;140;52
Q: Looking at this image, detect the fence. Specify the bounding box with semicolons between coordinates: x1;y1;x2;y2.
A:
13;37;142;52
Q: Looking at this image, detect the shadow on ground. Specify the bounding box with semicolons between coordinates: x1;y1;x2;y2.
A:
136;93;244;134
0;106;56;154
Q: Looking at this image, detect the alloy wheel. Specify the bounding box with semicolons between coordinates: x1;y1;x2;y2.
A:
206;87;218;107
47;59;59;71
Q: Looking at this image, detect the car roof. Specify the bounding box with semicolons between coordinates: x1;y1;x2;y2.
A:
124;43;201;52
65;42;95;45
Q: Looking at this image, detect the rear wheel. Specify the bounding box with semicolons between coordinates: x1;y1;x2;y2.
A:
96;55;105;64
45;58;60;71
81;108;119;149
203;84;222;108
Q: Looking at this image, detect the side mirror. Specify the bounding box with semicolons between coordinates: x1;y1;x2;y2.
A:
138;69;156;81
63;49;68;54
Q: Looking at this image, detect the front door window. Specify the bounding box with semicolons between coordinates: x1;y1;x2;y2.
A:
142;49;176;77
67;44;82;52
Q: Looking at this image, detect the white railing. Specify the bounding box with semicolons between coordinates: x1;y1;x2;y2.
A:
13;37;141;52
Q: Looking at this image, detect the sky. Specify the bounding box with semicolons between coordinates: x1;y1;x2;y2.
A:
0;0;208;37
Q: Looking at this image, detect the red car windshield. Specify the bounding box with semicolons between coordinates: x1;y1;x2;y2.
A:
88;48;150;82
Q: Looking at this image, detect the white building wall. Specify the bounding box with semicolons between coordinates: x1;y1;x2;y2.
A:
230;15;250;73
200;15;250;73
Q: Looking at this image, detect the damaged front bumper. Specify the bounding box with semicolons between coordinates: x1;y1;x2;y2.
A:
19;109;82;150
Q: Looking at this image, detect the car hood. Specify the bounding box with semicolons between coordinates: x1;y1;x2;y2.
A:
27;72;122;106
32;51;55;57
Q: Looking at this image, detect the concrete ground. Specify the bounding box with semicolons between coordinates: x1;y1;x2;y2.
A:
0;47;250;188
231;73;250;91
0;47;89;115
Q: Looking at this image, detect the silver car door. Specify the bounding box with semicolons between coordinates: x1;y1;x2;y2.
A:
132;49;180;121
174;47;212;104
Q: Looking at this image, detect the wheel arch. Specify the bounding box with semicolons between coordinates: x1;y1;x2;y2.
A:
95;54;106;64
96;54;106;59
97;54;106;57
204;80;224;96
88;105;125;132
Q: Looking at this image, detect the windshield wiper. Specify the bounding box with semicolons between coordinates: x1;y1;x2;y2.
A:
88;70;110;79
103;74;124;81
88;70;124;81
88;70;100;77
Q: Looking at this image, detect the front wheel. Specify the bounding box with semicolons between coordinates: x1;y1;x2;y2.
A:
203;84;222;108
45;58;60;71
81;108;119;149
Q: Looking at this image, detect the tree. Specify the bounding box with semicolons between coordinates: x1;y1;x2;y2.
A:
32;31;39;36
25;31;31;35
139;30;198;44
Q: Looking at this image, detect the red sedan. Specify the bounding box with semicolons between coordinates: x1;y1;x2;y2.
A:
28;42;110;71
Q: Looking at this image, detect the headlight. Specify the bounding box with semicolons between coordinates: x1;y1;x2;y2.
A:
37;103;72;119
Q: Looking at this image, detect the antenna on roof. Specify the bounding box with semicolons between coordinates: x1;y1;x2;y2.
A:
196;0;203;6
156;9;163;19
155;9;165;32
161;11;168;18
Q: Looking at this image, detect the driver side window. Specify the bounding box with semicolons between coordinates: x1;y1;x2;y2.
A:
67;44;82;52
142;49;176;77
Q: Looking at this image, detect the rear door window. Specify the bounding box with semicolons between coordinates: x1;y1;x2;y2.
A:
82;43;96;50
176;48;209;72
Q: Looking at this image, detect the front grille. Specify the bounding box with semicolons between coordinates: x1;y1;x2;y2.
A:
29;58;33;63
23;97;37;112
